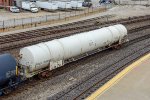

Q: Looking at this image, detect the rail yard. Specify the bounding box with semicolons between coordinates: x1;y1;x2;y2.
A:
0;1;150;100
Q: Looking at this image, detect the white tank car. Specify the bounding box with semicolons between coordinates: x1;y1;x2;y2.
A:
19;24;128;78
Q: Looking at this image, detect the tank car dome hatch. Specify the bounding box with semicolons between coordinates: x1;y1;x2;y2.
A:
0;54;17;87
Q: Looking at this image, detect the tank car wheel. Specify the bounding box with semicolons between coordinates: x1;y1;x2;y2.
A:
113;44;121;50
38;71;52;79
37;74;43;79
3;89;12;95
0;91;3;96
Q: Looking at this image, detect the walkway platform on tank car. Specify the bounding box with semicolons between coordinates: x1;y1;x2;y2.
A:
86;53;150;100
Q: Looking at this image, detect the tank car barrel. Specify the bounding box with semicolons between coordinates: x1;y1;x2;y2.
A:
19;24;128;78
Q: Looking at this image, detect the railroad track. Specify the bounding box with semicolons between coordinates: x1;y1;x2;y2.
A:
58;46;150;100
47;29;150;100
1;19;150;100
1;15;150;52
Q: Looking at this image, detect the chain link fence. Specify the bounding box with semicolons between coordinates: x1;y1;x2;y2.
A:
0;7;106;31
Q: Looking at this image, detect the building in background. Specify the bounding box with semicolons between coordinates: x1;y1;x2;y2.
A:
0;0;15;6
0;0;30;7
0;0;2;5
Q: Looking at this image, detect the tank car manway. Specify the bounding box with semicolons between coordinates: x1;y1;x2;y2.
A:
1;15;150;52
47;32;150;100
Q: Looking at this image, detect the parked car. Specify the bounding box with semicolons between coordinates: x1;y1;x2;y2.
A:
82;2;92;7
82;0;92;7
99;0;112;4
10;6;20;13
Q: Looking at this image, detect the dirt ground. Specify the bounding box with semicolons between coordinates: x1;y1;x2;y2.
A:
0;4;150;20
0;0;97;21
0;0;99;21
0;9;64;21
